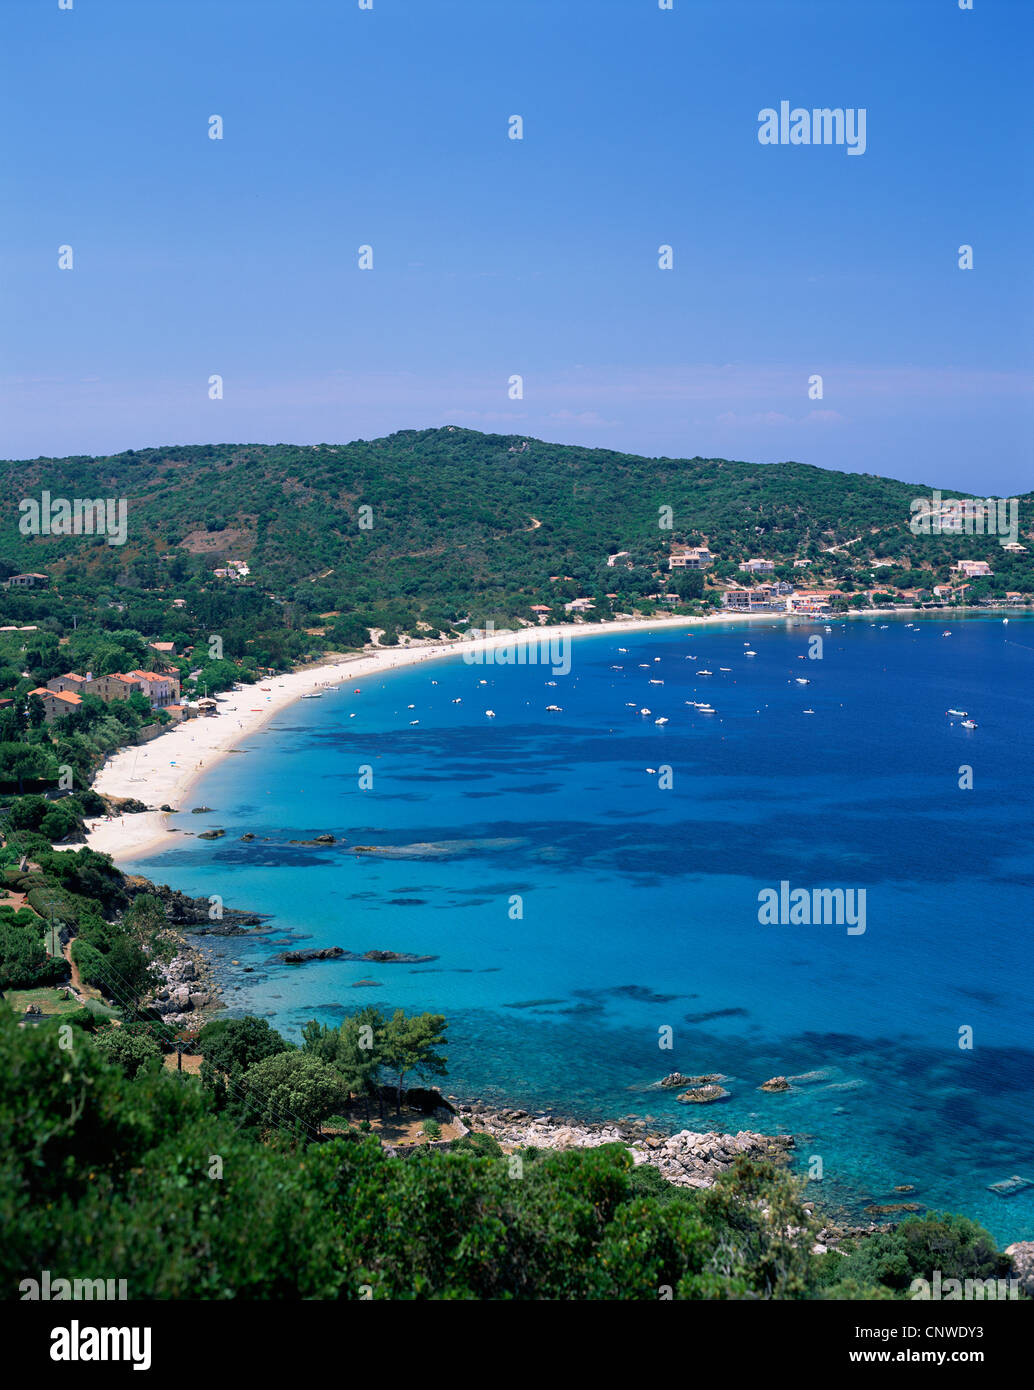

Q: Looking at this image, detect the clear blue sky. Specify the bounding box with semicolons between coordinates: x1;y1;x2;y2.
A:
1;0;1031;493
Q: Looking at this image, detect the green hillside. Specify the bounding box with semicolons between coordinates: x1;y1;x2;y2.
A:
1;429;1030;647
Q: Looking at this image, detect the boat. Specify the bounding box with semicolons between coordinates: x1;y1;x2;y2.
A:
795;678;810;685
618;648;628;653
545;704;562;712
409;720;419;725
485;709;496;717
745;650;757;656
719;667;731;672
654;717;668;725
648;679;663;685
699;707;715;715
301;692;323;699
961;719;978;729
946;709;967;717
639;708;651;715
803;708;815;715
696;669;712;676
942;630;952;637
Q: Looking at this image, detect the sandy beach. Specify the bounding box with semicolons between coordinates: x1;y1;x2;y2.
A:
80;607;904;864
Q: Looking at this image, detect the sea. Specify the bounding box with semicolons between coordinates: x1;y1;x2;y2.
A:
133;612;1034;1241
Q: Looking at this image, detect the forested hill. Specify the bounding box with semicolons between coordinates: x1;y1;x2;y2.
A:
2;428;1029;633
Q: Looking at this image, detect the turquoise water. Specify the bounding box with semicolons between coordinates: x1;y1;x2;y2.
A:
135;613;1034;1240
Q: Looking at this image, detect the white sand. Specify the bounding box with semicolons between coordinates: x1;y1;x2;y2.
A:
77;608;859;864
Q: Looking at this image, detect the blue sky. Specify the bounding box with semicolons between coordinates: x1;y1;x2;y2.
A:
1;0;1031;493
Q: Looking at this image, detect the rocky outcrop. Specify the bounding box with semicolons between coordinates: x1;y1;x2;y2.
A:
198;829;225;840
677;1084;730;1104
123;875;269;932
454;1103;793;1191
1004;1242;1034;1298
759;1076;791;1092
276;946;437;965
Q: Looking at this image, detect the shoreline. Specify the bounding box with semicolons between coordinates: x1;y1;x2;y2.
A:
81;603;961;865
78;609;793;863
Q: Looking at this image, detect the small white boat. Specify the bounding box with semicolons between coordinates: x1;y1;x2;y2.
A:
545;680;557;687
618;648;628;653
654;717;668;725
795;678;811;685
648;679;663;685
409;720;419;725
546;704;562;712
302;692;323;699
946;709;967;717
697;669;712;676
745;650;757;656
485;709;496;717
407;704;415;709
699;707;715;715
639;708;651;715
803;708;815;715
719;667;731;672
961;719;978;729
452;698;462;704
942;631;952;637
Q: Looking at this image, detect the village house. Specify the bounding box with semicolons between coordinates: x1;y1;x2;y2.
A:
127;669;181;708
5;572;50;589
722;586;784;612
952;560;993;577
785;590;839;615
46;672;92;696
27;687;82;724
739;558;775;574
668;547;714;571
84;673;144;702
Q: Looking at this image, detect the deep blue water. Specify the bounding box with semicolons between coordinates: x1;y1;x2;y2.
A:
134;613;1034;1240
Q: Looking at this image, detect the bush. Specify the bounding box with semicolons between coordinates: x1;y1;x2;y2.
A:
452;1130;503;1158
92;1027;164;1078
422;1118;441;1139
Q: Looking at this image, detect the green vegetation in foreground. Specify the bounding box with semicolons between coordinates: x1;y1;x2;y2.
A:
0;1002;1022;1301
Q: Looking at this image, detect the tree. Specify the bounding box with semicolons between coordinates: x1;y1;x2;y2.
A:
381;1009;448;1113
241;1051;351;1135
0;743;59;793
199;1015;290;1087
92;1027;163;1078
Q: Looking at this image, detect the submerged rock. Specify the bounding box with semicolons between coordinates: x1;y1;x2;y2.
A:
759;1076;791;1093
863;1202;924;1217
198;829;226;840
677;1085;730;1105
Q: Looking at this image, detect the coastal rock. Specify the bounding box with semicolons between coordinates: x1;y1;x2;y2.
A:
1004;1242;1034;1298
676;1085;731;1105
280;946;346;963
658;1072;692;1089
863;1202;924;1217
198;829;226;840
191;806;215;814
759;1076;791;1093
240;833;255;841
124;877;269;931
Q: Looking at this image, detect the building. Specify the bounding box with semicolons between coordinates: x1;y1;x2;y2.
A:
85;673;143;702
668;547;714;571
1001;542;1028;553
5;573;50;589
793;559;811;568
27;687;82;724
127;670;181;708
148;641;177;658
47;673;92;696
739;558;775;574
952;560;993;577
786;591;836;615
564;598;595;613
722;586;784;612
606;551;630;567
